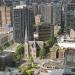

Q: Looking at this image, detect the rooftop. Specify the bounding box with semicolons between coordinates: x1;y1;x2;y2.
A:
57;35;75;49
0;26;13;34
0;52;11;58
0;34;7;40
13;5;26;9
58;42;75;49
4;43;20;52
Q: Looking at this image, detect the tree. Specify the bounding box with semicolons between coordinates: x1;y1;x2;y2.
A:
15;44;24;61
57;28;64;35
16;44;24;55
4;42;10;49
27;56;34;67
28;56;33;63
0;45;3;52
47;37;55;47
39;47;45;59
26;70;33;75
19;64;33;75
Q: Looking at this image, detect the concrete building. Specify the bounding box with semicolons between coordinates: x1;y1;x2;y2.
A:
64;48;75;75
65;1;75;33
39;3;53;24
70;29;75;39
57;36;75;75
0;52;13;70
38;23;54;41
13;0;20;6
13;5;35;43
50;44;65;60
35;15;41;25
28;41;44;59
54;25;61;37
53;3;61;25
0;34;8;46
0;0;4;6
32;3;39;16
2;0;12;6
0;6;12;27
0;26;13;47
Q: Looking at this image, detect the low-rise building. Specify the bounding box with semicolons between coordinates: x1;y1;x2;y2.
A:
54;25;61;37
0;26;13;44
57;36;75;75
0;52;13;70
25;41;44;59
50;44;65;60
0;6;12;27
0;34;8;46
64;48;75;75
70;29;75;39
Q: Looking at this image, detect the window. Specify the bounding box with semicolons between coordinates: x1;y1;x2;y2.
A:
56;50;59;59
66;54;72;63
73;55;75;63
71;68;75;72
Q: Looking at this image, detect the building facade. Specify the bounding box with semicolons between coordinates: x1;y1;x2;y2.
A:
53;3;61;25
65;1;75;33
13;5;35;43
35;15;41;25
38;23;54;41
64;48;75;75
0;6;12;27
39;3;53;24
0;34;8;46
32;3;39;16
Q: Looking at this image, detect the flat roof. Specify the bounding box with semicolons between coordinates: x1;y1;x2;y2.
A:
0;52;11;58
4;43;20;52
13;5;26;9
0;34;7;40
58;42;75;49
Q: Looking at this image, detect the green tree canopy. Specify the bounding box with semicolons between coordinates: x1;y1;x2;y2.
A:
16;44;24;55
27;56;33;64
47;37;55;47
19;63;37;75
0;45;3;52
39;47;46;59
15;44;24;61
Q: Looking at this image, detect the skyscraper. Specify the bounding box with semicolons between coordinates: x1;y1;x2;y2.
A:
39;3;53;24
65;0;75;33
0;0;12;6
38;23;54;41
13;5;35;43
32;3;39;16
0;6;12;27
53;3;61;25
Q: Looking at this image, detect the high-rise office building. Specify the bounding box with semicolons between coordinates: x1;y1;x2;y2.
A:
32;3;39;16
0;0;3;6
13;5;35;43
65;1;75;33
53;3;61;25
0;0;12;6
13;0;26;6
39;3;53;24
35;15;41;25
64;48;75;75
0;6;12;27
38;23;54;41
